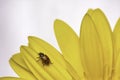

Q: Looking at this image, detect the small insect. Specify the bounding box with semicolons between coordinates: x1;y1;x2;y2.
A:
37;52;52;66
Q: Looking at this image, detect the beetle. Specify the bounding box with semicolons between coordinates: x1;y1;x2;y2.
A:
37;52;52;66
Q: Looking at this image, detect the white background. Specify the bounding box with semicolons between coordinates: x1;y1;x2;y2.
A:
0;0;120;77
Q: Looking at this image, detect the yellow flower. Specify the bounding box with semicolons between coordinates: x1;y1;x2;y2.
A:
0;8;120;80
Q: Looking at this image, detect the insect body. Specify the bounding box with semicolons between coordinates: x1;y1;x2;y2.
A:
38;52;52;66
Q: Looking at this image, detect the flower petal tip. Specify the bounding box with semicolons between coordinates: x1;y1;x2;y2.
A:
54;19;66;27
28;36;35;40
54;19;72;32
54;19;62;29
54;19;64;32
9;57;13;64
54;19;62;23
95;8;102;11
20;45;28;51
28;36;41;42
9;53;16;61
87;9;93;12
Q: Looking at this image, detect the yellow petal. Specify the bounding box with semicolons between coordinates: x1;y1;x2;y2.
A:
21;46;72;80
87;9;94;15
113;18;120;64
112;19;120;80
28;36;66;68
10;53;28;71
28;36;74;80
9;53;36;80
0;77;27;80
88;9;113;79
20;46;52;80
112;50;120;80
65;60;81;80
54;19;85;79
80;14;104;79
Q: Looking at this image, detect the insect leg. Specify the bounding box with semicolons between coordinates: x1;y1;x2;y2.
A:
36;58;40;62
